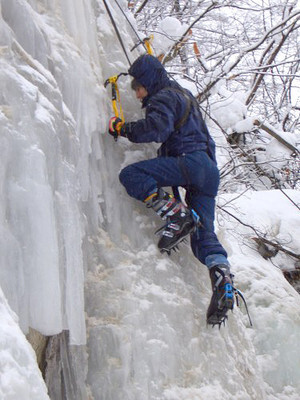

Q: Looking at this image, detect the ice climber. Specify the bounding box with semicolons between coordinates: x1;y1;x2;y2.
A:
108;54;234;326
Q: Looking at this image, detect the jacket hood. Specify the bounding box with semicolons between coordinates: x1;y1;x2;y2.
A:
128;54;171;97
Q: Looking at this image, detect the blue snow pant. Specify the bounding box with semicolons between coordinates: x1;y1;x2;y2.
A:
119;151;228;267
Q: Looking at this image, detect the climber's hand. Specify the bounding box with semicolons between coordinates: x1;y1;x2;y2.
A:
108;117;124;139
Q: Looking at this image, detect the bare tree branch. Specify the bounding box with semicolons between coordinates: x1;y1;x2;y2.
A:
252;237;300;260
134;0;150;16
161;1;221;64
246;20;298;105
219;206;300;260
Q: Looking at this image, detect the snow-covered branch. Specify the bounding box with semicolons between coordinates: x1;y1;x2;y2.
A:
219;206;300;260
161;1;221;64
253;119;300;154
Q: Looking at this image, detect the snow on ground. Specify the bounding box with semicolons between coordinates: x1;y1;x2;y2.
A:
218;189;300;399
0;287;49;399
84;188;300;400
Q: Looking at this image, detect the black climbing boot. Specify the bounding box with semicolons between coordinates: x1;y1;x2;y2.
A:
206;264;234;327
145;188;195;253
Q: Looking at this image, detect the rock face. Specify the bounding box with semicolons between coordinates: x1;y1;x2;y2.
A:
283;268;300;294
44;332;88;400
26;328;49;374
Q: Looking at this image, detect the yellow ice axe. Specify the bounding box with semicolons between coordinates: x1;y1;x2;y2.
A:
104;73;127;140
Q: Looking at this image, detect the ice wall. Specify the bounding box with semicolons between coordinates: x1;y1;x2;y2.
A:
0;0;118;344
0;1;300;399
0;286;50;399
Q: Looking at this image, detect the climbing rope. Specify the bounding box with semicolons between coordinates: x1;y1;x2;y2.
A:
113;0;154;56
103;0;155;129
102;0;132;66
102;0;154;65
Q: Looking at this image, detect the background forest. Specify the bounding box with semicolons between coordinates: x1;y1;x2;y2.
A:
125;0;300;264
132;0;299;191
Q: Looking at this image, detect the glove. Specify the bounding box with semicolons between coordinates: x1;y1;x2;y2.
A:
108;117;124;138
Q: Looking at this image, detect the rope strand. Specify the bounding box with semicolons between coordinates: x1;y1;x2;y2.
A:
102;0;132;66
113;0;146;51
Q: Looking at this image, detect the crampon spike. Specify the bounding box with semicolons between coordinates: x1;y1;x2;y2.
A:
207;281;253;329
160;249;171;256
208;315;228;329
159;234;190;255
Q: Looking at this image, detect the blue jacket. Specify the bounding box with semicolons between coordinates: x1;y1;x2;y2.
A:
125;55;216;162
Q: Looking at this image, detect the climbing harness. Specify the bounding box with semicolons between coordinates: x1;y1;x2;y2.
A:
104;73;128;140
162;87;193;130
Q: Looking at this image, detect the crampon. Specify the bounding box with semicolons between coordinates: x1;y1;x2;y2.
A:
157;208;201;255
206;265;252;329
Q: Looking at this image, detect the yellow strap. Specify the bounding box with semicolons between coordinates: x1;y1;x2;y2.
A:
112;99;119;118
144;35;154;55
115;84;124;122
107;75;125;123
144;192;157;203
